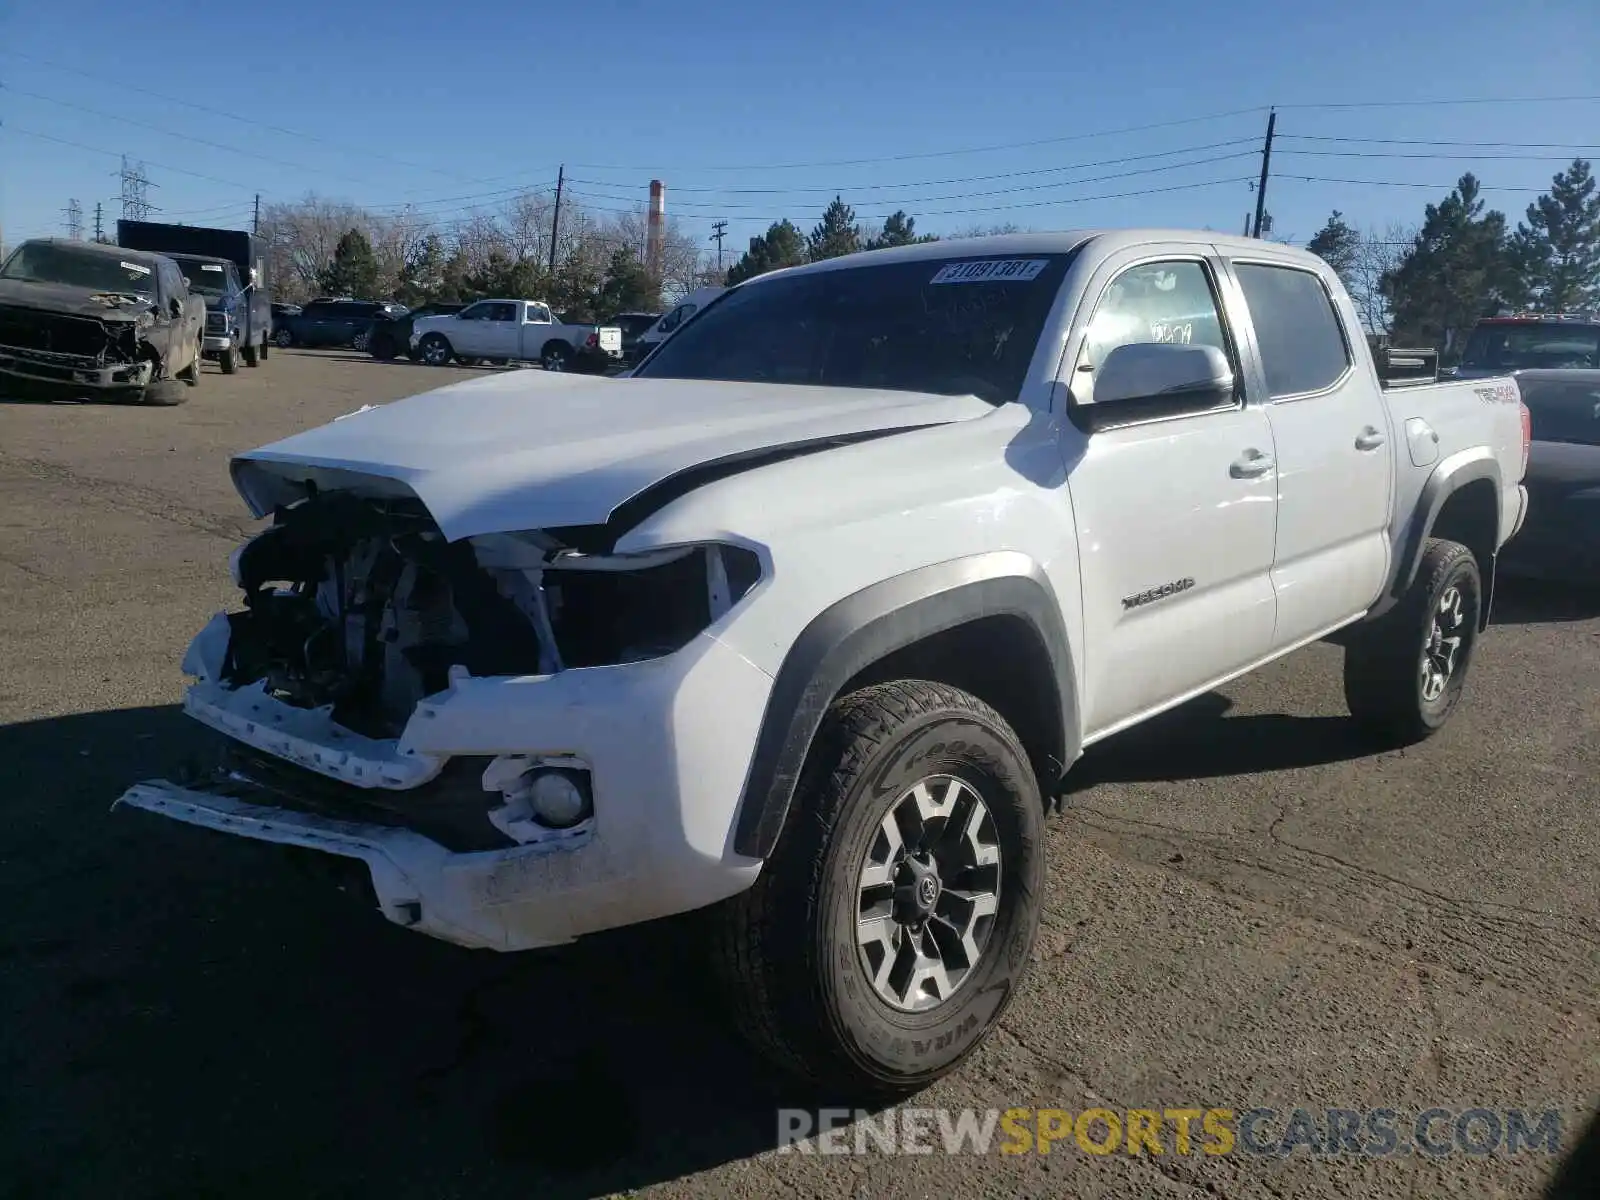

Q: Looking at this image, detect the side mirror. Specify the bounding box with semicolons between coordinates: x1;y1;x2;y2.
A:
1073;342;1235;432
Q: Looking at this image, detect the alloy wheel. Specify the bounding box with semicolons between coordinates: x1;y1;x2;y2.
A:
855;774;1002;1013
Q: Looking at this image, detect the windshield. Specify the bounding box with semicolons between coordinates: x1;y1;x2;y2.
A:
635;253;1075;403
1461;323;1600;371
172;258;235;297
0;242;158;299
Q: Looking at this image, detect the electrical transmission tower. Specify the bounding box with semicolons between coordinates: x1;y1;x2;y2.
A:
117;156;157;221
94;203;106;243
63;199;84;240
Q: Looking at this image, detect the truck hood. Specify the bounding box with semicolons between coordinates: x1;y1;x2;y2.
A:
0;277;152;321
232;372;995;542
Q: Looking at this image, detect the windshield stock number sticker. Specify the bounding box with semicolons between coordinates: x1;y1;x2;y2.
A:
929;259;1048;285
120;261;152;276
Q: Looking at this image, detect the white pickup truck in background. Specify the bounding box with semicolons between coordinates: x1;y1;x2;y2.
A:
117;230;1529;1095
411;299;622;373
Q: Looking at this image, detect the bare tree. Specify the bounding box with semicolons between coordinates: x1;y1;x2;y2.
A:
1348;222;1416;336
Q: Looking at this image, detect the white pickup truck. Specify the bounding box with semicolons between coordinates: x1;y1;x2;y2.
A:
116;230;1529;1095
410;298;622;372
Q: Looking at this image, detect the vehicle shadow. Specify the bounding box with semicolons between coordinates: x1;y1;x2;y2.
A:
1544;1102;1599;1198
1490;574;1600;626
0;705;869;1200
1065;691;1374;791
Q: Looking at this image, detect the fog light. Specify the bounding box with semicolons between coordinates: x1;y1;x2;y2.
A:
526;769;592;829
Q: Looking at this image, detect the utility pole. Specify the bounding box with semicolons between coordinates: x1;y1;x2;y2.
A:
548;165;565;277
710;219;728;272
93;202;106;243
253;193;261;235
63;199;84;240
1251;109;1276;239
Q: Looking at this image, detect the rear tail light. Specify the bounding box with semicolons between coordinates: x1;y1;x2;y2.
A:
585;332;598;348
1519;400;1532;477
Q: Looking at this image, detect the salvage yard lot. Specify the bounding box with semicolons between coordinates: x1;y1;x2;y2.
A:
1;350;1597;1200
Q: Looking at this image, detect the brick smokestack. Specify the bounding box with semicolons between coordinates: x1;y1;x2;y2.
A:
646;179;665;280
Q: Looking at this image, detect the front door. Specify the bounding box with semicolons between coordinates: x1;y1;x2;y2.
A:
1062;248;1281;738
477;301;522;358
1229;258;1395;645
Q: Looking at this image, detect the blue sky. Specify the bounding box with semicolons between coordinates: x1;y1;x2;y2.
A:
2;0;1597;263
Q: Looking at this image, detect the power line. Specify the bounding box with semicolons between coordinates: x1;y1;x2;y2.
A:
0;48;493;184
567;138;1263;194
567;151;1258;214
1281;134;1600;150
2;84;372;183
3;124;256;190
1281;148;1600;162
567;107;1272;172
1277;93;1600;111
1277;174;1558;192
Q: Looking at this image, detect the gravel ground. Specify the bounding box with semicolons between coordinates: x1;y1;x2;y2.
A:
1;349;1596;1200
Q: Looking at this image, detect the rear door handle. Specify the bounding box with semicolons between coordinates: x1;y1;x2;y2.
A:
1355;426;1386;451
1230;450;1275;479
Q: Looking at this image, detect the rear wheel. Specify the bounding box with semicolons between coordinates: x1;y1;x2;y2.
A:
541;342;572;372
418;334;454;367
710;680;1044;1095
242;342;259;367
352;329;371;353
1344;538;1482;746
274;327;294;348
260;338;269;360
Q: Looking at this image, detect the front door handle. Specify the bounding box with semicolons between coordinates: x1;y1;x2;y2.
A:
1355;426;1386;451
1230;450;1275;479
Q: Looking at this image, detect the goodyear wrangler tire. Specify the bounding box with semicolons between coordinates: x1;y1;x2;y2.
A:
1343;538;1482;747
711;679;1044;1095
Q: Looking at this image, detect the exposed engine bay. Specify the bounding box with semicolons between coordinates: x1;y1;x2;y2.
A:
220;488;761;741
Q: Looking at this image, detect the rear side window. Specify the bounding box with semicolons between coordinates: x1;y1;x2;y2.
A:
1234;264;1351;397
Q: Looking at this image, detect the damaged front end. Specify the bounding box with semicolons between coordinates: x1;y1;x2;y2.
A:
127;486;763;863
0;303;159;393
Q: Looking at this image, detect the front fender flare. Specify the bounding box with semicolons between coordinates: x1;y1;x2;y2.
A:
730;551;1079;859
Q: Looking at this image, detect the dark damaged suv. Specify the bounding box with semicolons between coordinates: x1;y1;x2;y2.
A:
0;239;206;405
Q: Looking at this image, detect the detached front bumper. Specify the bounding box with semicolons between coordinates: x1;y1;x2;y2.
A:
114;626;774;952
0;347;154;390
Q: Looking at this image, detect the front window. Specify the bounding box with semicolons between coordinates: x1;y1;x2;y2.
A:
1460;323;1600;371
173;259;233;298
0;242;158;299
635;253;1077;404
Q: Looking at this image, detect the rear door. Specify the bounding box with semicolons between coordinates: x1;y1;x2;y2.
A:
1062;244;1281;737
1228;257;1394;645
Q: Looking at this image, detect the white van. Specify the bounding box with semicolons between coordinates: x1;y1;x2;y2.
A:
632;286;725;361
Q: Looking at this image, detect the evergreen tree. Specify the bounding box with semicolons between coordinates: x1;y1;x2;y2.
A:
316;228;380;299
1382;174;1513;355
596;248;658;315
1305;210;1361;280
807;196;862;261
1508;159;1600;312
865;211;938;250
725;219;807;285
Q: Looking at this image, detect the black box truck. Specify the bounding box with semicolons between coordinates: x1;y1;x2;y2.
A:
116;220;271;371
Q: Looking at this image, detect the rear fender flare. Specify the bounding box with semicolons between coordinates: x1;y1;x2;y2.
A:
1377;448;1502;625
730;552;1079;859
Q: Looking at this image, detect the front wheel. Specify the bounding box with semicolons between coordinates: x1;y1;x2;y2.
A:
242;342;259;367
218;346;239;375
274;328;294;348
711;679;1044;1095
352;329;370;353
418;334;454;367
1344;538;1482;746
